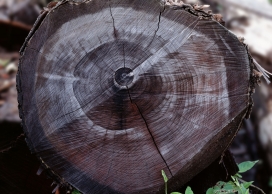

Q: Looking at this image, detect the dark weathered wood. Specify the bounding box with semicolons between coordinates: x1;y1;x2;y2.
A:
17;0;255;193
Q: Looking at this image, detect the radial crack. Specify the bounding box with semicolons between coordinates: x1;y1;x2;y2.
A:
147;3;166;47
126;86;173;177
123;44;125;68
109;0;118;38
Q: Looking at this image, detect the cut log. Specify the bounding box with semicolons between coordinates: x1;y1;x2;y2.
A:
17;0;256;193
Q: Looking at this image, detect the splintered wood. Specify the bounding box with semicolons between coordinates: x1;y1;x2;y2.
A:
17;0;256;193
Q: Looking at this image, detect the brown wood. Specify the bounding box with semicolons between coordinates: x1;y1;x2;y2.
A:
17;0;255;193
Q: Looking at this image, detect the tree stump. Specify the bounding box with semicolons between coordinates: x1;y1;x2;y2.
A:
17;0;256;193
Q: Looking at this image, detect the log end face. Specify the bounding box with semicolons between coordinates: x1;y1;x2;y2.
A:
17;0;255;193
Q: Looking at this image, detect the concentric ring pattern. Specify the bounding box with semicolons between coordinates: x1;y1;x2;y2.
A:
18;0;251;193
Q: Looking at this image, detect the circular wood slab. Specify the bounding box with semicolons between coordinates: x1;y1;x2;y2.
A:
17;0;253;193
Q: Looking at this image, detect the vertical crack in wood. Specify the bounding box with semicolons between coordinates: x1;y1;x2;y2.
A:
126;86;173;177
123;44;125;68
147;2;165;48
108;0;118;38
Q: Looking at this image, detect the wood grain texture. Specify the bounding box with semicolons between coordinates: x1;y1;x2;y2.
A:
17;0;254;193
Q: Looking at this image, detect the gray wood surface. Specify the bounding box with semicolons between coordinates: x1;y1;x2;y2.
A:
17;0;254;193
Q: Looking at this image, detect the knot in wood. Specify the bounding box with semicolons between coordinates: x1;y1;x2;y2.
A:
114;67;134;87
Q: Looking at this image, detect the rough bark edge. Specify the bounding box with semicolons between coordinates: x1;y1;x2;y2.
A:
16;0;258;193
16;2;68;189
161;108;248;194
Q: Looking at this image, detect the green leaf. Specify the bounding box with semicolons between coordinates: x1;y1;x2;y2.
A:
234;173;242;178
208;180;242;194
231;176;240;187
185;186;193;194
216;182;225;187
222;181;237;190
72;190;81;194
170;192;182;194
242;181;253;189
213;181;225;190
238;160;258;173
161;170;168;183
206;188;214;194
240;183;250;194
